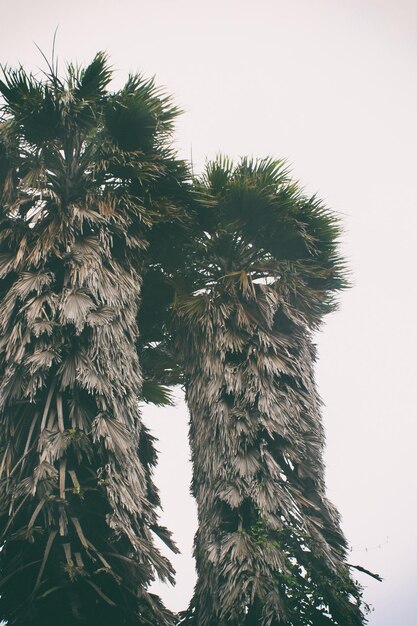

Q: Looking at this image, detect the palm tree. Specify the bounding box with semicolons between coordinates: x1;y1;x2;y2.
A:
173;157;370;625
0;53;183;625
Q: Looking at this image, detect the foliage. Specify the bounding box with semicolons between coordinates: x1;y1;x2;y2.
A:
0;50;378;626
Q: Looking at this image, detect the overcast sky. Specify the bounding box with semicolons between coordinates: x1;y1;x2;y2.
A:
2;1;417;623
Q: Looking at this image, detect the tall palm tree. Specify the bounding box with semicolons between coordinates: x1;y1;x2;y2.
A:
0;53;183;625
173;157;370;625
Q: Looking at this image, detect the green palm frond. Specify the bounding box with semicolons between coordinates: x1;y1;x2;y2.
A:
0;68;61;144
140;380;174;407
105;74;180;152
74;51;112;102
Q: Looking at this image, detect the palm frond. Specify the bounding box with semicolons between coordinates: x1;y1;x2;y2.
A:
75;51;112;102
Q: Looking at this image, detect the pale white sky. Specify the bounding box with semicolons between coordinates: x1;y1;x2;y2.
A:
2;1;417;623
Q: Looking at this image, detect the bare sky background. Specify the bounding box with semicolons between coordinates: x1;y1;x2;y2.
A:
2;1;417;623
